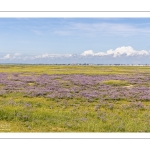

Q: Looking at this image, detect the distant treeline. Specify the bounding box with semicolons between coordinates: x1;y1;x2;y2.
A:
0;63;150;66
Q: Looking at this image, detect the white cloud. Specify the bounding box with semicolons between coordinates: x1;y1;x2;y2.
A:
81;50;94;56
69;23;150;36
3;54;10;59
81;50;106;56
14;53;21;56
34;53;49;59
107;46;149;57
12;53;21;59
1;53;21;60
31;53;72;60
3;46;147;61
0;46;150;64
81;46;150;57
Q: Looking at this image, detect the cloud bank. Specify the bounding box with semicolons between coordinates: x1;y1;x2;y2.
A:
81;46;149;57
0;46;150;64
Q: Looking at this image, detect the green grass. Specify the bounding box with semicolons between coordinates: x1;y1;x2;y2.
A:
0;65;150;132
103;80;130;86
0;95;150;132
1;65;150;75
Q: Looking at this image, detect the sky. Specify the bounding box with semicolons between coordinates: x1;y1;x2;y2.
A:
1;18;150;64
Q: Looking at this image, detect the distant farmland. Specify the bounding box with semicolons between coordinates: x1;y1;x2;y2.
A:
0;65;150;132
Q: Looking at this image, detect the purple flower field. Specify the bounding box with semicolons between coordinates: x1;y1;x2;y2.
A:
0;72;150;101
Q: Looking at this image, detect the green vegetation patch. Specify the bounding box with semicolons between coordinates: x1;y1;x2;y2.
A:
28;82;35;86
103;80;129;86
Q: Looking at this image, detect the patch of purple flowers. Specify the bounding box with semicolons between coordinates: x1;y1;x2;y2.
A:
0;73;150;101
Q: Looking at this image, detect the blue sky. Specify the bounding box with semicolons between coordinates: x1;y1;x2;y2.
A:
0;18;150;54
0;18;150;64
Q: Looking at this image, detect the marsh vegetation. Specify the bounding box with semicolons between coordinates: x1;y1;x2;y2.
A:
0;65;150;132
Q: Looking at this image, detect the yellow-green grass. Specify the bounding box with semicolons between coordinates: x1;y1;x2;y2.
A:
0;93;150;132
103;80;130;86
1;65;150;75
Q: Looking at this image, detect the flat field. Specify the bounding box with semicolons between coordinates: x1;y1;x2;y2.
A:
0;65;150;132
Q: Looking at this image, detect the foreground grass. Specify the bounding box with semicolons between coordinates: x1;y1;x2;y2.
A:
0;93;150;132
0;65;150;132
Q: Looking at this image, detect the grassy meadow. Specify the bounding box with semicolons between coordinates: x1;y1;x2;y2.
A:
0;65;150;132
